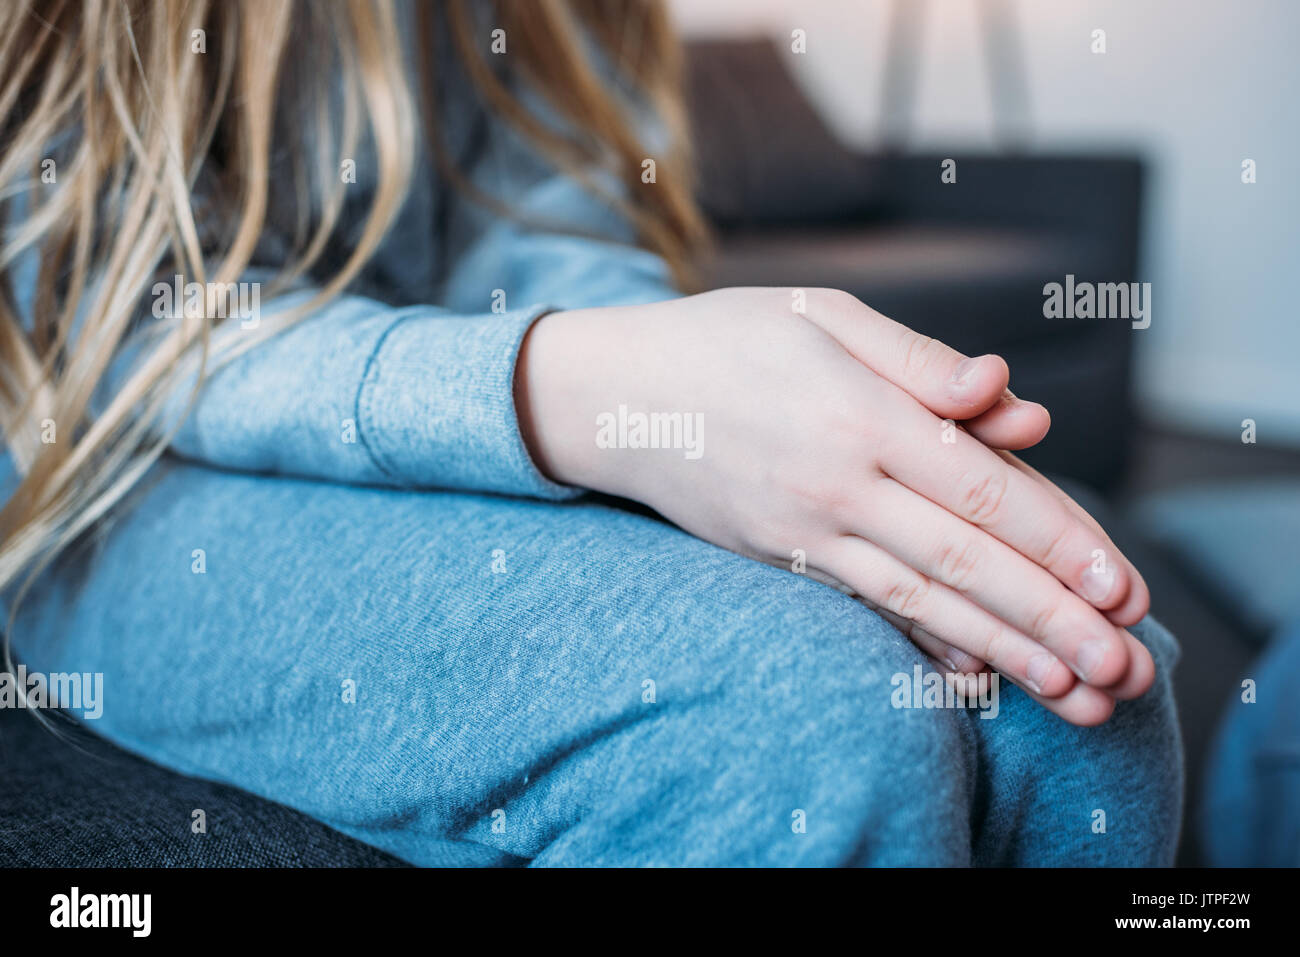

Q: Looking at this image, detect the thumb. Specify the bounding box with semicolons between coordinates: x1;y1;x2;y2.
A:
806;290;1048;445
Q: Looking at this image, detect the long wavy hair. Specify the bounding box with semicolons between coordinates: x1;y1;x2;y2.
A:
0;0;706;619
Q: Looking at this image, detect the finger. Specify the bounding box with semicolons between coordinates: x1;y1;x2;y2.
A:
851;476;1132;687
877;389;1136;614
806;291;1015;420
821;535;1076;697
940;664;1116;725
932;641;1130;725
802;570;984;670
907;647;1110;727
1100;629;1156;700
996;450;1151;627
873;606;1110;717
921;650;1113;727
962;390;1052;450
1010;669;1117;726
868;602;988;675
821;572;991;675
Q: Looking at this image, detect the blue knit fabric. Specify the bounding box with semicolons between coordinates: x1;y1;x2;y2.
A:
14;461;1182;866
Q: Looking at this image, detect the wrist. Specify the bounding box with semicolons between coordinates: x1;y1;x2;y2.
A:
515;307;630;495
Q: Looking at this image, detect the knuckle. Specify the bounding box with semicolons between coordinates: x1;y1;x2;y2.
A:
880;576;929;621
958;469;1008;526
782;470;855;521
977;626;1007;664
932;539;983;592
1039;521;1075;570
822;392;870;443
900;331;942;380
1027;600;1061;640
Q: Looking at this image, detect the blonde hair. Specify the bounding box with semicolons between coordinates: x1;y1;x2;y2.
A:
0;1;706;621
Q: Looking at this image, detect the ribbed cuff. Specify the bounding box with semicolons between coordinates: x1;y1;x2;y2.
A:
356;305;582;500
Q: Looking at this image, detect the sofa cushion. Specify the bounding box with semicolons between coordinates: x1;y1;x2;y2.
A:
0;705;408;867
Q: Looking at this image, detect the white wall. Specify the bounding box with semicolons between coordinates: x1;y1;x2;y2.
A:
670;0;1300;444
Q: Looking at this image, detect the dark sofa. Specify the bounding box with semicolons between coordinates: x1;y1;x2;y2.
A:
687;38;1142;490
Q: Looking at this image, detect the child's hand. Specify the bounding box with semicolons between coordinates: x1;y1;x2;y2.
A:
518;287;1153;725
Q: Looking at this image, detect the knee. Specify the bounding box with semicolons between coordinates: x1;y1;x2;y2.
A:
659;555;963;735
968;613;1183;865
622;559;977;864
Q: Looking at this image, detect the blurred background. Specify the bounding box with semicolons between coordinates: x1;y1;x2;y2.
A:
670;0;1300;865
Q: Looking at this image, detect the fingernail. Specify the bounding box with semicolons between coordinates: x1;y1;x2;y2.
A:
941;643;973;674
1026;653;1055;694
1076;639;1109;681
949;357;980;392
1081;561;1116;603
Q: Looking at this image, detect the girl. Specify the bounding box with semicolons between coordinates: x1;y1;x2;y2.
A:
0;1;1179;865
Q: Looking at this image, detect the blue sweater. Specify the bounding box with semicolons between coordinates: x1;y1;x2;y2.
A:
12;3;679;506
